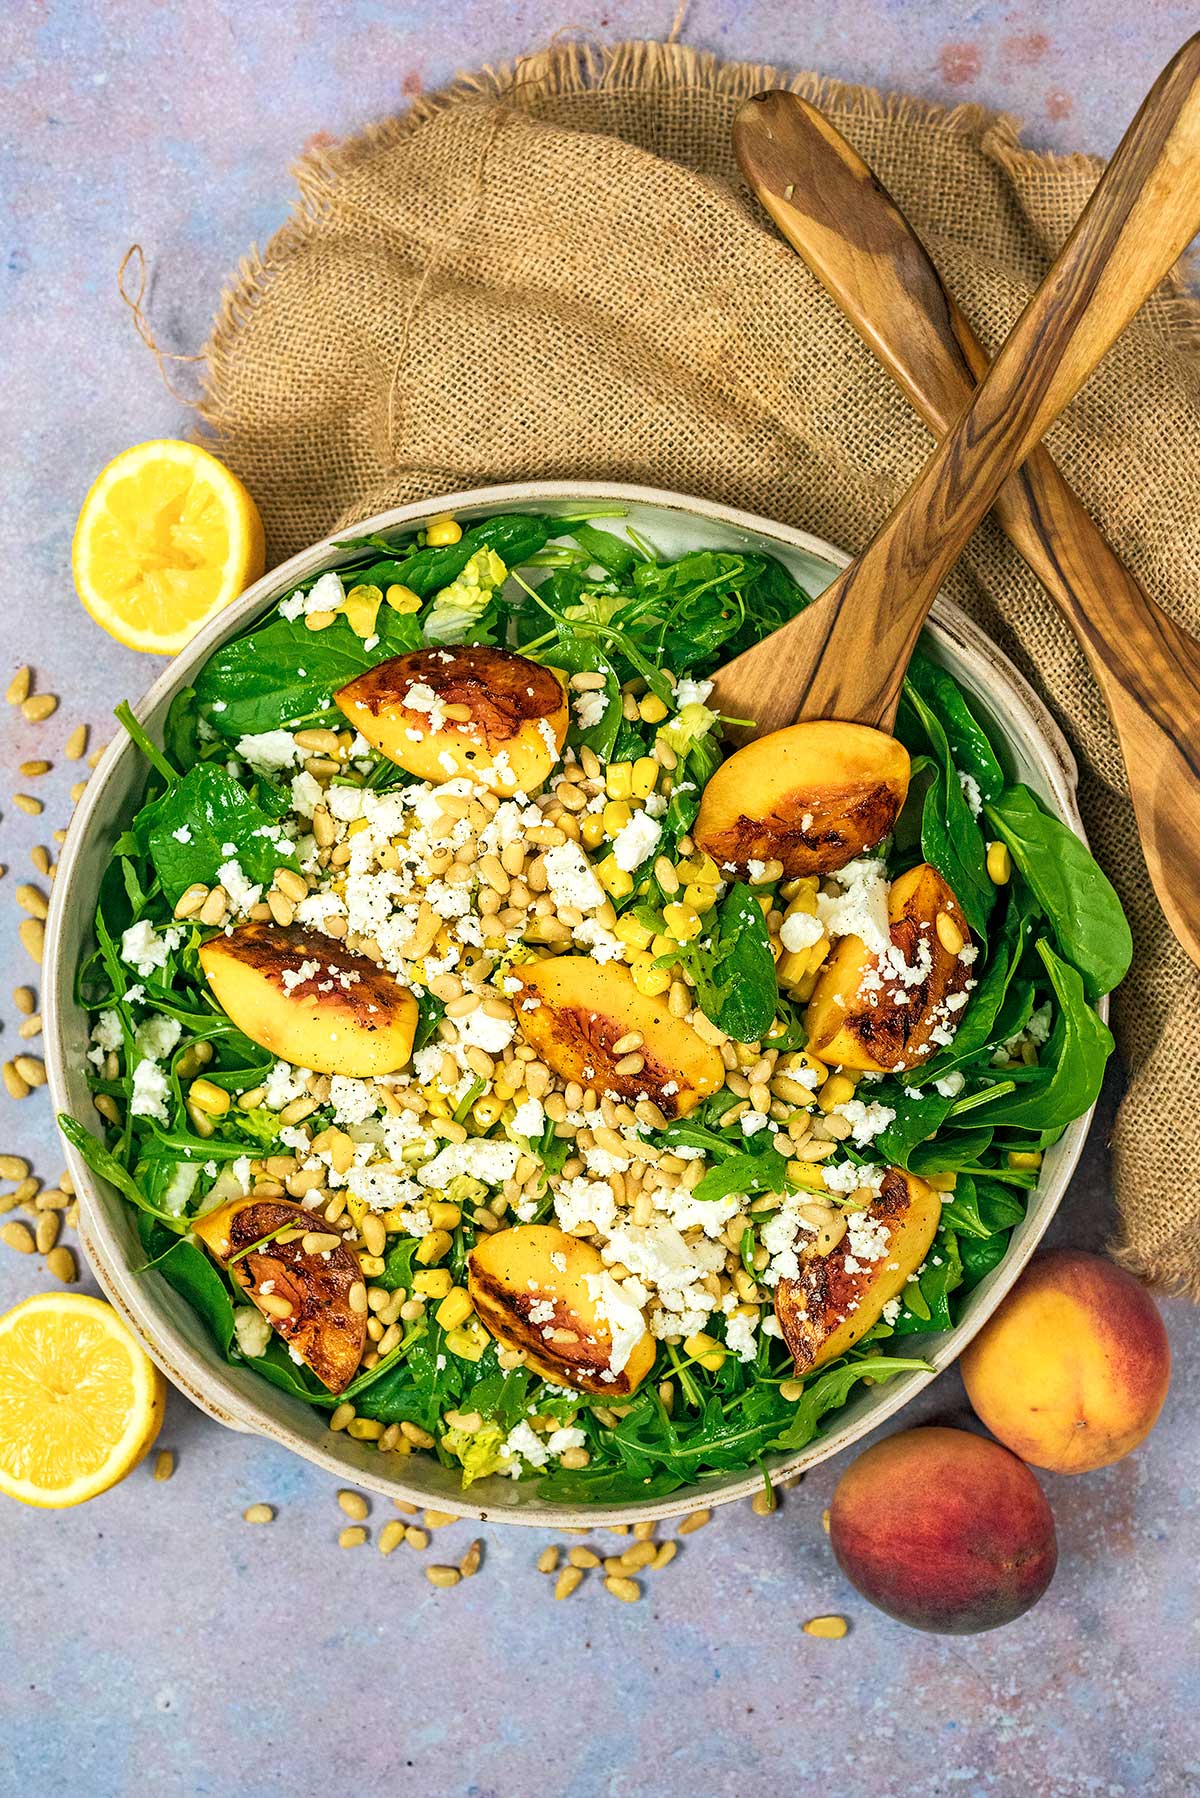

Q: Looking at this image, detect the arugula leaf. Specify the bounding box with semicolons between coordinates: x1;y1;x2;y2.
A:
692;1146;789;1204
687;882;778;1043
57;1116;188;1231
135;763;300;904
984;785;1131;999
150;1239;237;1355
767;1356;932;1451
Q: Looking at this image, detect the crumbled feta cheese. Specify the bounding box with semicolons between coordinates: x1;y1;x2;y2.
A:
91;1009;124;1053
581;1271;648;1376
611;811;662;873
456;1008;516;1055
418;1139;521;1188
779;909;824;953
217;859;263;914
120;920;182;978
328;1076;380;1125
933;1070;965;1098
233;1307;273;1358
263;1060;310;1109
958;770;983;817
573;689;607;730
816;857;891;955
833;1098;896;1147
171;825;192;844
236;730;303;775
130;1058;170;1122
555;1176;617;1235
511;1096;546;1139
542;841;605;912
133;1013;182;1064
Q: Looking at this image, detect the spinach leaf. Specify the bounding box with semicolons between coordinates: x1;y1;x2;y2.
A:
968;940;1113;1132
195;607;424;739
151;1239;237;1355
876;1089;956;1165
893;1231;963;1333
136;763;300;904
984;785;1131;999
907;652;1004;801
688;882;777;1043
903;686;994;939
909;1126;994;1176
918;890;1031;1080
397;513;557;596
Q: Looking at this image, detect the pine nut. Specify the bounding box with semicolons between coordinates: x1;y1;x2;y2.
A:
257;1292;293;1319
14;794;43;816
347;1280;368;1315
267;889;294;926
0;1154;29;1180
537;1546;560;1574
243;1504;274;1524
555;1565;584;1599
197;886;228;926
6;667;30;705
174;882;209;919
22;693;57;722
46;1245;78;1283
935;910;964;954
337;1489;369;1521
604;1576;641;1602
620;1541;658;1571
3;1063;30;1101
404;1526;430;1550
568;1546;600;1569
677;1509;711;1535
154;1450;175;1482
0;1221;35;1252
64;724;89;760
652;1540;678;1569
34;1212;59;1254
301;1230;341;1255
338;1525;368;1549
12;989;35;1017
459;1539;483;1578
751;1488;775;1516
19;760;51;779
29;845;51;877
328;1401;355;1432
378;1519;406;1556
70;780;88;804
803;1615;849;1639
274;867;309;903
399;1420;434;1448
425;1565;460;1589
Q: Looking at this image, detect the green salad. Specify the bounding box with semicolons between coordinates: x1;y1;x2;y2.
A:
62;507;1130;1503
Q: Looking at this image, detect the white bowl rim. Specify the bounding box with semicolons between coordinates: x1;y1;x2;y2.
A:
45;478;1098;1525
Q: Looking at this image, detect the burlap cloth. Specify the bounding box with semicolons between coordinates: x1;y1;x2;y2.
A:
195;41;1200;1293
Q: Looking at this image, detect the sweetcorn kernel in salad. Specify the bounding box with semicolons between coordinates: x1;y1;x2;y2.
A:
63;508;1130;1501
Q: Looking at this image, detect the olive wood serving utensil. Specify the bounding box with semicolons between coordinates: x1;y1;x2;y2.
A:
729;86;1200;970
710;35;1200;777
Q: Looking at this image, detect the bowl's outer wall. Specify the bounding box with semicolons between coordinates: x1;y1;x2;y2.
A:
46;482;1096;1525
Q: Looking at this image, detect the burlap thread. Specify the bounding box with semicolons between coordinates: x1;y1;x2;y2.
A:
195;41;1200;1293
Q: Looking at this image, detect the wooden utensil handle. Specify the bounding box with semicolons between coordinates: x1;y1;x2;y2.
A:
735;32;1200;728
738;92;1200;754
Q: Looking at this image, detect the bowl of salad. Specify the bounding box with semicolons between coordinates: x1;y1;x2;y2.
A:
45;482;1128;1523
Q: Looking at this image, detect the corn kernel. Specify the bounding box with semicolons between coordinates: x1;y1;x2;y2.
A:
785;1161;830;1191
817;1073;856;1113
683;882;717;913
631;956;672;997
416;1228;453;1265
414;1268;454;1298
385;583;422;614
662;902;702;943
631;756;658;797
580;814;607;850
683;1331;727;1372
426;517;462;546
803;1614;849;1639
638;694;669;725
602;800;633;837
986;839;1013;884
428;1201;462;1230
471;1096;504;1130
359;1255;385;1278
1006;1150;1043;1170
435;1286;475;1331
605;761;634;800
343;583;383;638
925;1170;957;1193
615;914;654;951
594;855;634;900
188;1077;230;1117
676;852;721;885
445;1325;487;1362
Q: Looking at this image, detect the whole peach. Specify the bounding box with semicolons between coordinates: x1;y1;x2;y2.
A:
960;1249;1170;1474
829;1426;1057;1633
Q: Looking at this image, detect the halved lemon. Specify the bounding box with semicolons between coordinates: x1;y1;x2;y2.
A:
0;1292;166;1508
72;438;265;654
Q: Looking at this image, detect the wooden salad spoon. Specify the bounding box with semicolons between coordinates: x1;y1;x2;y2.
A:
709;36;1200;782
728;87;1200;970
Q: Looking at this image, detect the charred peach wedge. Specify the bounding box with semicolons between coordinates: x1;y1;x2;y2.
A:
199;922;418;1077
335;645;569;795
512;956;724;1119
468;1224;655;1396
193;1198;366;1393
804;862;973;1073
694;721;909;877
774;1167;941;1374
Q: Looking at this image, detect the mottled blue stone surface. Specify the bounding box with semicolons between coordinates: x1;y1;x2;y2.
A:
2;4;1198;1794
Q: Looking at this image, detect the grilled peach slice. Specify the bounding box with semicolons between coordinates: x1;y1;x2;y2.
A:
336;645;568;794
804;862;973;1073
774;1168;941;1374
694;721;910;877
468;1223;655;1395
199;922;418;1077
512;956;724;1118
194;1198;366;1393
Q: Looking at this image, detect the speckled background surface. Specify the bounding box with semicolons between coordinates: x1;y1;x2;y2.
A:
2;4;1198;1795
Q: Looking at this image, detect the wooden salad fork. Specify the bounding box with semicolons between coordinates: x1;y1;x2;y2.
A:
709;37;1200;904
727;85;1200;971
